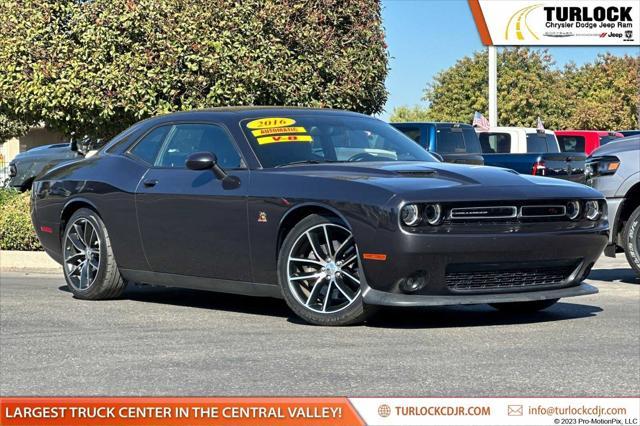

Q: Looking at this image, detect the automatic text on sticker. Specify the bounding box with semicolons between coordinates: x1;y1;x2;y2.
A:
257;135;313;145
246;117;296;129
251;127;307;137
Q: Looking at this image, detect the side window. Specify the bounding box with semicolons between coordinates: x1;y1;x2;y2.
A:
129;126;171;164
479;133;511;153
557;136;585;153
156;124;242;169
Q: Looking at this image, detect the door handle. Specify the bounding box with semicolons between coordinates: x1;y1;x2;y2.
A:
142;179;158;187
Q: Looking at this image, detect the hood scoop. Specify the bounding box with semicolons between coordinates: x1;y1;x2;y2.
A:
395;170;438;178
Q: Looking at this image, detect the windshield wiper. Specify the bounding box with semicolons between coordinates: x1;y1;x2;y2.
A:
275;160;345;168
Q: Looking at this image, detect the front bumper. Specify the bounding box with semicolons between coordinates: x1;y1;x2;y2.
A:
356;222;608;304
363;282;598;307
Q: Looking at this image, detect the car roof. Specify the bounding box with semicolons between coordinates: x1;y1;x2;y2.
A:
555;130;619;135
481;127;555;135
146;107;368;123
391;122;474;128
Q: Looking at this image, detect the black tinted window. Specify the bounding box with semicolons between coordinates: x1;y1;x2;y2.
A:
130;126;171;164
436;127;481;154
479;133;511;153
156;124;241;169
557;136;585;152
599;135;619;145
397;127;421;143
526;133;559;153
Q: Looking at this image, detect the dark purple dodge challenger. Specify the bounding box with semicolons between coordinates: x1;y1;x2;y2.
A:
31;108;607;325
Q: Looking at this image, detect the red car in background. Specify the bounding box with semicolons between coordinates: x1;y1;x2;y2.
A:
555;130;624;155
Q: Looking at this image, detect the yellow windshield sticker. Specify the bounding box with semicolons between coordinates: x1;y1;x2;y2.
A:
251;126;307;137
257;135;313;145
246;117;296;129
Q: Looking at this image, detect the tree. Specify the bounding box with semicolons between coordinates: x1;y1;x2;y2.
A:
389;105;431;122
422;48;568;128
0;0;388;138
0;114;30;141
562;54;639;130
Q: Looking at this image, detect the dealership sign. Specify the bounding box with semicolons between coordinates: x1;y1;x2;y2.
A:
469;0;640;45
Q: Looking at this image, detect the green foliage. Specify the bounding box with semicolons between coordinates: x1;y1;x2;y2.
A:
0;189;42;251
0;114;30;141
406;48;639;130
0;0;388;139
389;104;431;122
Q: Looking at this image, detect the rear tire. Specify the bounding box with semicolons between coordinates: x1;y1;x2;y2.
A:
622;205;640;277
62;208;126;300
490;298;559;313
278;214;373;326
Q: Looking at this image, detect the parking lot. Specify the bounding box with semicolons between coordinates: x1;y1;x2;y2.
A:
1;256;638;396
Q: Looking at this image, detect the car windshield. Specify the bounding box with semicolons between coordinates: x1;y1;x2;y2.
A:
241;115;436;168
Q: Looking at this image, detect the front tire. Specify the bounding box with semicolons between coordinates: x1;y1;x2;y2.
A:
622;205;640;276
490;298;559;313
62;208;126;299
278;214;372;326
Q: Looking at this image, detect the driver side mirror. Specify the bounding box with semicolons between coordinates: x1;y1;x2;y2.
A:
186;151;228;180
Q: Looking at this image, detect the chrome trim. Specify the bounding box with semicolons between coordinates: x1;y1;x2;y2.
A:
449;206;518;220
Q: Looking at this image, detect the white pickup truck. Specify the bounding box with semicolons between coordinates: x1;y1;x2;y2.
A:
476;127;587;184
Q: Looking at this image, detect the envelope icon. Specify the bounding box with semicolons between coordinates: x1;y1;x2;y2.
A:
508;405;523;416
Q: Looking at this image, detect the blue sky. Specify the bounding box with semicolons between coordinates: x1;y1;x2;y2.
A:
380;0;640;120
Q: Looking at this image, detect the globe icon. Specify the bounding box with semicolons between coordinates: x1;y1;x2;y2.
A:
378;404;391;417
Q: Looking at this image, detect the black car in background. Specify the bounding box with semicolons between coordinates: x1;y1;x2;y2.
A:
391;122;484;165
32;108;606;325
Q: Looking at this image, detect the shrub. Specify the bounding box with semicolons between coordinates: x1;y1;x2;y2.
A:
0;189;43;251
0;0;388;138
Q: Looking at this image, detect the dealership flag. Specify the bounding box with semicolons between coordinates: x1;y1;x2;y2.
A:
536;116;545;130
472;111;490;130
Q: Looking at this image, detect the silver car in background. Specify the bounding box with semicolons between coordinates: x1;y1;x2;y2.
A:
586;136;640;275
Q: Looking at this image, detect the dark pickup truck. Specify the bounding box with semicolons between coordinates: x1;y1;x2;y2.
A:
478;128;587;184
391;122;484;165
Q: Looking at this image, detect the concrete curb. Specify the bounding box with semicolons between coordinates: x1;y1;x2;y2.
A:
0;250;62;274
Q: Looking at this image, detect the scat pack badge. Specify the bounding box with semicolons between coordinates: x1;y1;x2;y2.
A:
258;211;268;223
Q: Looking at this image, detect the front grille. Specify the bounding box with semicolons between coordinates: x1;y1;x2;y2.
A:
9;163;16;177
445;261;580;293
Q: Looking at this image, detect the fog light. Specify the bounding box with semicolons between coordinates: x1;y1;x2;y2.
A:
566;200;581;220
399;271;428;293
401;204;420;226
585;200;601;221
424;203;443;225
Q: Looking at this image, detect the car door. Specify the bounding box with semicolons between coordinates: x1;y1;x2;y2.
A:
133;122;252;281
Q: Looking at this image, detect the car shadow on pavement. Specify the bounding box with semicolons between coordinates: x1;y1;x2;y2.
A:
58;285;602;328
587;268;639;284
364;302;602;329
58;284;293;319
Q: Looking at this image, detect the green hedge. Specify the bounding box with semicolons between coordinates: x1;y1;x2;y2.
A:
0;189;43;251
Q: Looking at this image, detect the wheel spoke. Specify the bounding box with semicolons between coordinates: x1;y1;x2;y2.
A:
322;280;333;312
323;225;332;258
80;260;90;288
89;257;99;271
290;257;325;267
334;278;354;302
306;276;325;306
290;272;323;281
341;270;360;285
68;233;85;251
73;223;86;247
306;232;324;261
67;261;82;277
65;252;84;263
334;235;353;258
341;254;358;267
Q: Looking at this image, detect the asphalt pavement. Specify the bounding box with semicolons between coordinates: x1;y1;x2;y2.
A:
1;256;638;396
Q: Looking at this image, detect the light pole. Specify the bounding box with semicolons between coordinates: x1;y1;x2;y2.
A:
488;46;497;127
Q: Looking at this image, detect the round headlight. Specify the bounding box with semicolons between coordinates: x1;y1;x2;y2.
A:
401;204;420;226
424;203;443;226
585;200;601;221
566;201;581;220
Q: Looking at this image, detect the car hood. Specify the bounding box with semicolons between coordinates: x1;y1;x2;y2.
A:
590;136;639;156
272;161;602;201
13;146;74;161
